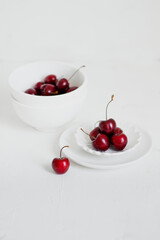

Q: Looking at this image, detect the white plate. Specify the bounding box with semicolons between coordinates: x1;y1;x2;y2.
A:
75;122;141;156
59;124;152;170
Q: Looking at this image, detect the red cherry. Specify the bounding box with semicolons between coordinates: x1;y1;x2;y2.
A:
41;84;57;96
111;133;128;151
66;86;78;93
99;118;116;135
114;127;123;135
44;74;58;85
89;127;101;141
52;146;70;174
92;133;110;151
99;95;116;135
34;82;44;94
57;78;69;93
25;88;37;95
110;127;123;144
81;128;109;151
62;65;85;93
40;84;46;93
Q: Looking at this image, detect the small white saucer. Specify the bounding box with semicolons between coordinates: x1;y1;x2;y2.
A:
59;124;152;170
75;122;141;156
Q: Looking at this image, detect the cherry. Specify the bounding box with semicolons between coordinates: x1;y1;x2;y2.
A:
34;82;44;94
81;128;109;151
89;127;101;141
52;146;70;174
57;65;86;93
66;86;78;93
44;74;58;85
92;133;110;151
40;84;46;94
111;133;128;151
114;127;123;135
25;88;37;95
99;95;116;135
99;119;116;135
40;84;58;96
110;127;123;144
57;78;69;93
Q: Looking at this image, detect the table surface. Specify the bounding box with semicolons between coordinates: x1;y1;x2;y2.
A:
0;60;160;240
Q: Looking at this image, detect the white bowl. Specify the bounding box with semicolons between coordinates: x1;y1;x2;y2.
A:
8;61;87;107
11;95;86;131
9;61;87;130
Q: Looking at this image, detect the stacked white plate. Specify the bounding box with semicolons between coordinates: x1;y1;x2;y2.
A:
59;122;152;169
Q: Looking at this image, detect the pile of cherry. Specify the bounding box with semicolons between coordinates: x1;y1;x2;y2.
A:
24;65;85;96
81;95;128;152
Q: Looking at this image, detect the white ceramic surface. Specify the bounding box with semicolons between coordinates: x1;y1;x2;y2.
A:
11;95;86;131
59;124;152;169
8;61;87;107
75;122;141;156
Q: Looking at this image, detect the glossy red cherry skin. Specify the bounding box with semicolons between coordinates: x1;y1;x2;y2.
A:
114;127;123;135
90;127;101;141
57;78;69;93
25;88;37;95
52;157;70;174
92;133;110;151
110;127;123;144
41;84;57;96
111;133;128;150
34;82;44;94
99;118;116;135
66;86;78;93
44;74;58;85
40;84;46;94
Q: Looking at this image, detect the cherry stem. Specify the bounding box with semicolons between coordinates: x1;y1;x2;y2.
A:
94;120;101;128
68;65;86;81
81;128;97;140
106;94;114;120
80;128;90;137
60;146;69;159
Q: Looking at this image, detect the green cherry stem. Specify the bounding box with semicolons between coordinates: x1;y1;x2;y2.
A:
106;94;114;120
68;65;86;81
60;146;69;159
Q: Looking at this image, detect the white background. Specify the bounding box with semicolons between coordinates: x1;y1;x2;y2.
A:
0;0;160;63
0;0;160;239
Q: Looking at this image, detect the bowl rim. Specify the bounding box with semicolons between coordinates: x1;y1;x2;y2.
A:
8;60;87;100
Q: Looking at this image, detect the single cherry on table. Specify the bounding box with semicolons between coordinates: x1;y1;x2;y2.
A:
52;146;70;174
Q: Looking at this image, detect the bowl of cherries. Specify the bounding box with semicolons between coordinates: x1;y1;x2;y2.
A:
9;61;87;131
75;95;141;156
